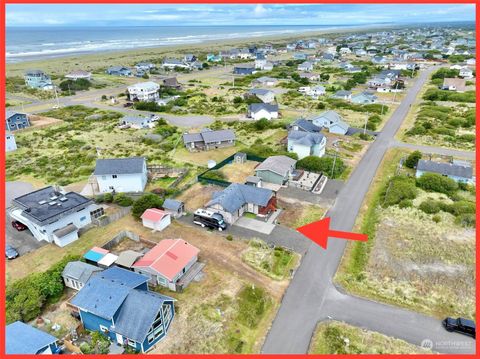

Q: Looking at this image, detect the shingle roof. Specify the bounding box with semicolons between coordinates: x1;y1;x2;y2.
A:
62;261;102;283
255;155;297;177
249;88;273;96
417;159;473;179
6;110;26;119
248;103;279;113
207;183;273;213
291;119;321;133
311;110;349;132
288;130;325;147
6;321;58;354
163;199;183;211
182;129;235;144
94;157;145;175
113;289;173;343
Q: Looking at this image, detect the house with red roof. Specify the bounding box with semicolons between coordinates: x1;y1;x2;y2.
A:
141;208;171;232
132;239;202;291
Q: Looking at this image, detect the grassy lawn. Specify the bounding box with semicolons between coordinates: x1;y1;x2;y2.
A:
218;160;259;183
242;239;300;280
174;146;239;167
243;212;257;219
309;321;430;354
335;148;476;320
146;176;177;191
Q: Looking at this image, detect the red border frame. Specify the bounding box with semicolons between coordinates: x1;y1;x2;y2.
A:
1;1;478;358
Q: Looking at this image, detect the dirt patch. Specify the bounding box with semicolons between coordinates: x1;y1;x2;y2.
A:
176;182;222;212
277;199;328;228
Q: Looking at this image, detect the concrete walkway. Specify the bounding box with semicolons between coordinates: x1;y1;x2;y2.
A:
234;216;276;235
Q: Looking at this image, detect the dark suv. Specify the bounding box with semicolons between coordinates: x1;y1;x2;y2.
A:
442;317;476;338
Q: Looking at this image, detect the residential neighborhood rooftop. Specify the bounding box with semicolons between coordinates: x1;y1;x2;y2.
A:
94;157;146;176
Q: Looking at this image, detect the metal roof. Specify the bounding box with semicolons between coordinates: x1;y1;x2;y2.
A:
163;198;183;211
94;157;145;175
6;321;58;354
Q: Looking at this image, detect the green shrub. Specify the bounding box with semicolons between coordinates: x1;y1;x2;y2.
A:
297;156;346;179
236;286;270;328
419;200;441;214
382;175;417;207
405;151;422;169
432;215;441;223
113;193;134;207
398;199;413;208
131;193;164;219
455;213;475;227
416;173;459;195
103;192;114;203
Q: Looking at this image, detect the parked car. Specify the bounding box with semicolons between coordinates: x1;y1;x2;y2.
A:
442;317;476;338
11;220;27;231
5;244;19;260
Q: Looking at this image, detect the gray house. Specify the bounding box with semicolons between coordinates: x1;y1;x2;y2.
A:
255;155;297;185
416;159;474;185
6;111;30;131
288;119;322;133
62;261;102;290
206;183;276;224
311;110;349;135
183;129;236;151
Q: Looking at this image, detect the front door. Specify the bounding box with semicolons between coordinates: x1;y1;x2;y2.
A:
116;333;123;345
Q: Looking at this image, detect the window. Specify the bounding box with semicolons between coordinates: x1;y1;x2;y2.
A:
99;325;108;333
127;339;136;348
112;175;118;179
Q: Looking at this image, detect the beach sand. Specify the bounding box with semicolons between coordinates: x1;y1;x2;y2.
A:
6;24;394;77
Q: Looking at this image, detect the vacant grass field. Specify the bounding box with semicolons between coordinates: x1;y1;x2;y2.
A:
335;148;476;320
309;321;430;354
6;105;186;185
176;182;222;211
277;201;328;229
218;161;259;183
242;239;300;280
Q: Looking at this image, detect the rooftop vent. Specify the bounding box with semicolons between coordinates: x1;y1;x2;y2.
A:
49;201;57;206
50;195;58;201
59;197;68;202
38;200;47;205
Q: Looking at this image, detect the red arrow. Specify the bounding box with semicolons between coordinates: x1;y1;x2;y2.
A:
296;217;368;249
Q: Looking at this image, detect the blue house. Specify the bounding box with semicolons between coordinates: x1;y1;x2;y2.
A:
6;111;30;131
6;321;60;354
234;65;255;75
70;266;175;353
416;159;474;185
24;70;54;90
106;66;132;76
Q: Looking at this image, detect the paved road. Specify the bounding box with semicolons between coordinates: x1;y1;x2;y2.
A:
262;66;475;354
323;290;475;354
392;140;475;160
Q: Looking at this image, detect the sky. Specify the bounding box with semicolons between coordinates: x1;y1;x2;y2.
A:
6;4;475;27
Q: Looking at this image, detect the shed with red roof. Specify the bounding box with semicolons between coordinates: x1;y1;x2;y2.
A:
141;208;171;232
132;239;200;291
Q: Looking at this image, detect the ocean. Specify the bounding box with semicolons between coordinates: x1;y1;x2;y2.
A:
6;25;354;63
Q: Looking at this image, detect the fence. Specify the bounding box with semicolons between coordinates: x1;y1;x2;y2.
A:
197;152;266;187
101;230;141;251
93;206;131;227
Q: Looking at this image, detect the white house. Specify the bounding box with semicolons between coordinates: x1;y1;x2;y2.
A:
298;61;314;72
248;88;275;103
339;47;352;55
120;116;154;129
6;133;17;152
127;81;160;102
307;86;326;98
459;67;474;79
9;187;95;247
287;130;327;159
162;58;190;69
248;103;279;120
65;70;92;81
94;157;148;193
141;208;171;232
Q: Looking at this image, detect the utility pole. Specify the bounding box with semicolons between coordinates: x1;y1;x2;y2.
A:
363;111;369;135
53;86;60;108
392;81;400;103
331;145;339;178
